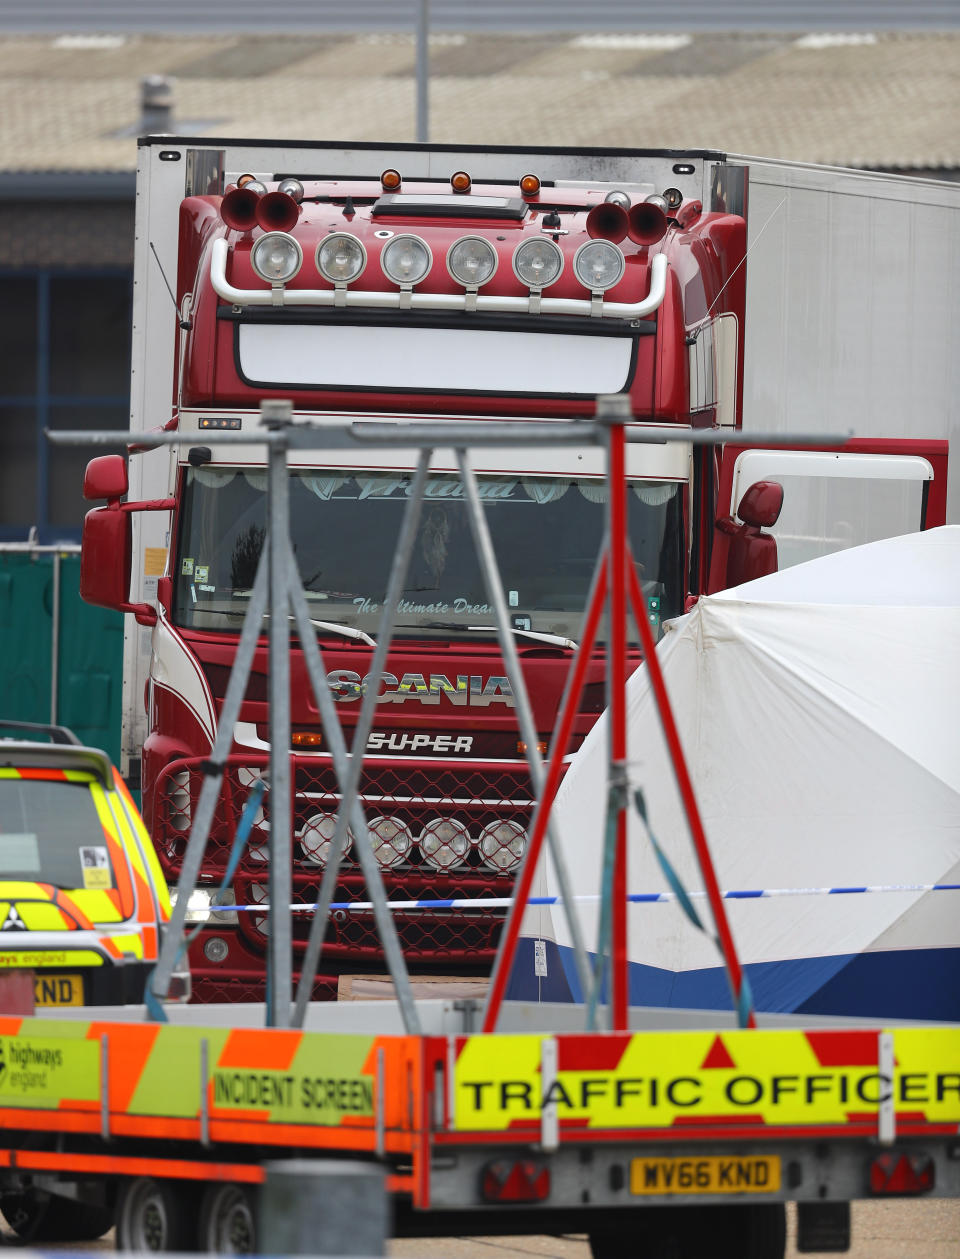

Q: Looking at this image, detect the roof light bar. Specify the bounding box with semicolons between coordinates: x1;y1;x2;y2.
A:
210;238;669;320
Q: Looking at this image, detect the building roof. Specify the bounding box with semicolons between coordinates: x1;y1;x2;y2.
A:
1;30;958;177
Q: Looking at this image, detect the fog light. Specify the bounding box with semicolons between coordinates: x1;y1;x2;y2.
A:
573;239;625;292
420;818;470;870
368;816;413;868
203;936;229;964
316;232;366;284
513;237;563;289
301;812;352;865
251;231;303;284
381;234;432;287
479;820;526;872
447;236;497;288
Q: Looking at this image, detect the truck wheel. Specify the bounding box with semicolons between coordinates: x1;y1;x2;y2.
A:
588;1203;786;1259
116;1177;196;1252
693;1203;787;1259
198;1183;257;1253
739;1202;787;1259
0;1190;113;1243
588;1210;685;1258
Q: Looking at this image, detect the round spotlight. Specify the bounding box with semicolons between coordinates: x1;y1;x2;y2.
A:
316;232;367;284
662;187;684;210
277;177;304;203
604;190;632;210
478;820;527;872
251;231;303;284
368;816;414;869
573;239;625;292
512;237;564;289
419;818;470;871
381;234;432;286
243;180;268;197
645;193;669;213
300;812;352;865
447;236;498;288
203;936;229;964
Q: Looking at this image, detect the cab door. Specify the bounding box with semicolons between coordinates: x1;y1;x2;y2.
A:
707;437;949;593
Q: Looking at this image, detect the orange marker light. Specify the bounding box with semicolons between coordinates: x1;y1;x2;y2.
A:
517;739;548;757
381;168;402;191
451;170;472;193
292;732;323;749
520;173;541;197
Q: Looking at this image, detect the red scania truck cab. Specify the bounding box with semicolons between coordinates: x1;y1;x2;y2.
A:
80;140;949;1002
84;143;715;1001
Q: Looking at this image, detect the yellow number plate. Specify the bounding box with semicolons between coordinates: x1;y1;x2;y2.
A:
33;974;84;1007
631;1155;781;1196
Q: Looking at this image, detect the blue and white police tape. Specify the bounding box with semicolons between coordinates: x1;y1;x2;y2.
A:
227;881;960;913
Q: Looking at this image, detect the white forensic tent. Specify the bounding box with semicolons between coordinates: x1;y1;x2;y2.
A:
511;528;960;1021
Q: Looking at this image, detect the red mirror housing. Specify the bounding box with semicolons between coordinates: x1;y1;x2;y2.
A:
706;480;785;594
83;454;129;502
80;506;156;626
737;480;784;529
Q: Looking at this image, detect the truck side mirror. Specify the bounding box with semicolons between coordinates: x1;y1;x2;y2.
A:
706;480;784;593
83;454;129;502
737;480;784;529
79;456;174;627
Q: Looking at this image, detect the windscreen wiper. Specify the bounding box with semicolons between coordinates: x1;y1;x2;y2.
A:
263;613;376;647
419;622;578;651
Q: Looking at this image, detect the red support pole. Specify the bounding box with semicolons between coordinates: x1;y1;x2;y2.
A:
481;558;610;1034
626;561;756;1028
607;419;630;1030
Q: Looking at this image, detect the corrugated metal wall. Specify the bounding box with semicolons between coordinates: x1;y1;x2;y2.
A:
0;2;956;33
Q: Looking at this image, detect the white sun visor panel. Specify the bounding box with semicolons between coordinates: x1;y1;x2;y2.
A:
237;324;634;396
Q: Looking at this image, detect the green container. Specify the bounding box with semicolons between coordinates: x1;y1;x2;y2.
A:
0;549;123;764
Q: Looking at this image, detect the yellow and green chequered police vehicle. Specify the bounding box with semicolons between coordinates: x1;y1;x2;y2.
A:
0;722;188;1009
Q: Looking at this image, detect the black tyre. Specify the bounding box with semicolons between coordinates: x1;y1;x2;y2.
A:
115;1177;197;1252
0;1190;113;1244
197;1183;257;1254
588;1203;786;1259
739;1202;787;1259
689;1203;787;1259
588;1209;683;1259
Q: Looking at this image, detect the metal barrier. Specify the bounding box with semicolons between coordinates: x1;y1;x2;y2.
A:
49;397;760;1035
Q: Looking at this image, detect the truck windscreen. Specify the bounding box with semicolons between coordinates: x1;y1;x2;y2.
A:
174;467;684;640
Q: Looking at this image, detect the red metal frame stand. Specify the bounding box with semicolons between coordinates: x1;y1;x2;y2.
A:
484;404;755;1034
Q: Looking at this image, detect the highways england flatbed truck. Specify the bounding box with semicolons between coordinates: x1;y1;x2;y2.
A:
9;409;960;1258
0;1001;958;1255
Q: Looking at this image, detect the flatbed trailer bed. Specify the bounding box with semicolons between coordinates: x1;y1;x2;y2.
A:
1;1002;958;1253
